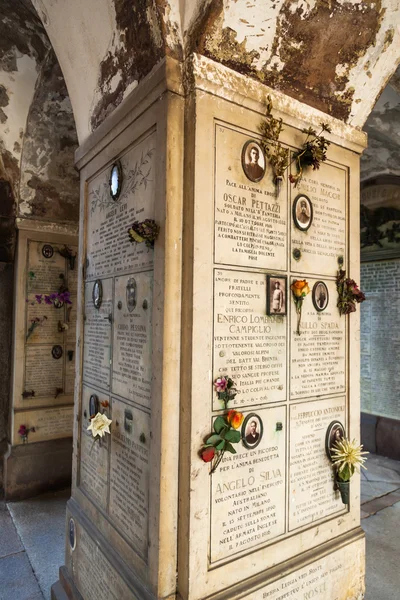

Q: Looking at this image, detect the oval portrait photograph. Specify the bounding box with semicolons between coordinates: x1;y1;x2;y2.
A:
126;277;137;313
92;279;103;310
110;161;123;201
325;420;345;462
241;140;266;183
293;194;313;231
312;281;329;312
241;413;264;450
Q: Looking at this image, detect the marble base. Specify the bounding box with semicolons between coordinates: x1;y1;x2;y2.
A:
4;438;72;501
52;527;365;600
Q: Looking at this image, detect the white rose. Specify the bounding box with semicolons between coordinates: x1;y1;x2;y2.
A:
87;412;112;438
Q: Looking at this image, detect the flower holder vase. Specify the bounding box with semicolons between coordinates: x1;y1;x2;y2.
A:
336;480;350;505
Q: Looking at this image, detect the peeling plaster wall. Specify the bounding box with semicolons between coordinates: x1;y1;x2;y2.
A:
31;0;182;139
19;50;79;222
30;0;400;141
188;0;400;125
361;72;400;182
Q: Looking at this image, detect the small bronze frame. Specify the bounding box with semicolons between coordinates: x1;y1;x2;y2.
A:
241;140;266;183
312;281;329;312
242;413;264;450
267;274;287;316
293;193;313;232
325;420;345;462
109;161;123;201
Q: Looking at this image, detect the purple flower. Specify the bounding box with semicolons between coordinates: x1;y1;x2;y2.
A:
44;296;53;305
35;295;43;304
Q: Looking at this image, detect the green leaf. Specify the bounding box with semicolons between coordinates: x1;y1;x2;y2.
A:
216;440;225;451
206;434;222;446
225;442;237;454
225;429;241;443
214;416;227;434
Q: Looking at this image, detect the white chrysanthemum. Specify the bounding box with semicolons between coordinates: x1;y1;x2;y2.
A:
331;438;368;477
87;412;112;438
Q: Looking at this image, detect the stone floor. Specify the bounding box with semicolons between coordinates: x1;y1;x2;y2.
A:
0;488;69;600
0;456;399;599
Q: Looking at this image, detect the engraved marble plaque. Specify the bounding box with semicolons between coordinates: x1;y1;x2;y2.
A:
112;272;153;408
290;165;347;276
109;398;150;558
79;386;109;510
210;406;286;563
25;345;64;397
86;132;156;280
71;523;135;600
214;124;287;270
26;295;64;344
289;397;346;530
27;241;66;292
83;278;113;391
14;406;73;444
213;270;286;409
290;278;346;399
240;538;365;599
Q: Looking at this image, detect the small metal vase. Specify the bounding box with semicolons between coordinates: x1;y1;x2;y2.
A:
336;480;350;505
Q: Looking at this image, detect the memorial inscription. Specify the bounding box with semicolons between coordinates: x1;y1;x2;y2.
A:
14;406;73;444
27;241;66;292
79;387;109;510
210;406;286;563
25;345;63;397
72;525;133;600
290;164;346;276
83;278;113;391
213;270;286;409
109;398;150;558
240;538;364;600
112;272;153;408
289;397;346;530
290;279;346;399
214;124;287;270
86;132;156;280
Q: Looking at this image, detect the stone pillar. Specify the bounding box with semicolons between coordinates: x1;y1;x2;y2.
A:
52;55;366;600
4;220;78;500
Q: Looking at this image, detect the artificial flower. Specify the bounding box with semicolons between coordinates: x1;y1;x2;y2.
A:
227;410;244;429
201;447;216;463
87;412;112;439
214;377;228;393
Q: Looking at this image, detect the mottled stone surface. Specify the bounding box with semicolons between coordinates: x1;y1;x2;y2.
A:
19;50;79;222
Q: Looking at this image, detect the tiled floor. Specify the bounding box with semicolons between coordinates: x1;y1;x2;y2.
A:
0;456;399;599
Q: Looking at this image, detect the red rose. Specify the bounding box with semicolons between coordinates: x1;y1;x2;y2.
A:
201;447;215;463
18;425;27;435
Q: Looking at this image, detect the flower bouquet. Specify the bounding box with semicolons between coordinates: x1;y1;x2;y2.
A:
128;219;160;249
331;438;368;504
200;409;244;474
336;270;366;316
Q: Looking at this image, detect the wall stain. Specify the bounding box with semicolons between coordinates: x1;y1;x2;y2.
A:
191;0;385;121
91;0;166;130
19;50;79;222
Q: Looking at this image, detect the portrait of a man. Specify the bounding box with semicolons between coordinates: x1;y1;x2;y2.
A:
267;275;287;316
242;141;266;183
242;413;263;449
293;194;313;231
312;281;329;312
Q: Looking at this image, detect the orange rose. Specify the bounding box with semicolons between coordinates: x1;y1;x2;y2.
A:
227;410;244;429
291;279;310;297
